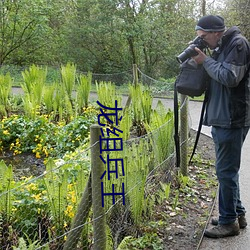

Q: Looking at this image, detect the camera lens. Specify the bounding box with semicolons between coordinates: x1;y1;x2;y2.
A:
176;45;198;63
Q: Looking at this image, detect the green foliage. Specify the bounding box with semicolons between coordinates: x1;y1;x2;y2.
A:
0;161;14;222
178;172;192;189
21;65;47;118
76;72;92;110
43;85;56;113
117;233;163;250
145;100;174;164
43;159;68;230
13;235;46;250
96;81;122;108
0;111;96;158
0;69;180;248
0;73;12;116
157;182;171;204
0;0;228;77
129;83;153;134
12;176;49;240
0;0;52;65
61;63;76;101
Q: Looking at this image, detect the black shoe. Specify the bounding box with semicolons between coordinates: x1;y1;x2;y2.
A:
204;222;240;238
211;214;247;229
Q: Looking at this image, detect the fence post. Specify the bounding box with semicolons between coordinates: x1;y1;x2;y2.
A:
125;64;137;110
180;94;188;176
133;64;138;85
63;174;92;250
91;124;106;250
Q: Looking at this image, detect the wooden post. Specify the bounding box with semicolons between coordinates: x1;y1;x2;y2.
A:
91;124;106;250
125;64;138;111
63;174;92;250
133;64;138;86
180;94;188;176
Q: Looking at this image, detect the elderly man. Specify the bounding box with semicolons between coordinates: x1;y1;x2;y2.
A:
192;15;250;238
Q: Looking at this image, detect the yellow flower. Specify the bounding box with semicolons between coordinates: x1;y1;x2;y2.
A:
36;152;41;159
12;207;17;212
26;183;37;191
71;195;76;204
43;147;49;157
32;193;42;201
65;205;74;218
3;130;9;135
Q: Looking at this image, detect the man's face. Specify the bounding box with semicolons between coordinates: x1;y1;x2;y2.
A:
196;30;221;49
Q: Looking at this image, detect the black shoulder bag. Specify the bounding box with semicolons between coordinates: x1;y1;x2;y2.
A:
175;58;208;97
174;58;210;168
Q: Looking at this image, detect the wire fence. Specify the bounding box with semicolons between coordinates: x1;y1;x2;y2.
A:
0;65;190;249
0;64;175;96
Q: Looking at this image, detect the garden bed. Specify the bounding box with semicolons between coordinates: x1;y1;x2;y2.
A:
161;131;217;250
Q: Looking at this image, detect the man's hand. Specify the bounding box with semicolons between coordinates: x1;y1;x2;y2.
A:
192;47;207;64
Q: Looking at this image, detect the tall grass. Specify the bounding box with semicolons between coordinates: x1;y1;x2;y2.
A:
0;73;12;116
145;100;174;164
76;72;92;112
21;65;47;118
0;161;14;223
129;83;152;126
61;63;76;102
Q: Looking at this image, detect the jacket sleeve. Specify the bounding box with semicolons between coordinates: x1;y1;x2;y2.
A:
203;38;250;87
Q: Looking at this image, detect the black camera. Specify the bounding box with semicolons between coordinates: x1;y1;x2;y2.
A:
176;36;208;64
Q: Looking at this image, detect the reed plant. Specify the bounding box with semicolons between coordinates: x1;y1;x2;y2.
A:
0;161;14;223
103;136;152;227
43;84;56;114
43;158;89;238
52;82;73;122
0;73;12;117
76;72;92;112
145;100;174;164
125;138;152;224
60;63;76;103
96;81;122;126
43;159;69;243
96;81;122;108
129;83;152;134
21;65;47;118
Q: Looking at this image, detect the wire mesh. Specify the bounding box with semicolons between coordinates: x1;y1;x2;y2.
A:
0;66;190;249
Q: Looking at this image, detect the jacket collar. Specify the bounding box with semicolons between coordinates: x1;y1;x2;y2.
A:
221;26;241;46
212;26;241;58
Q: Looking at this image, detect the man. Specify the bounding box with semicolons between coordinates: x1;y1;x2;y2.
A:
192;15;250;238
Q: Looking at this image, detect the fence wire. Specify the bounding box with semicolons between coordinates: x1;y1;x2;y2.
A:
0;67;190;249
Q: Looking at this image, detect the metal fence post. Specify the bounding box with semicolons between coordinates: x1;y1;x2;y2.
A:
180;94;189;176
91;124;106;250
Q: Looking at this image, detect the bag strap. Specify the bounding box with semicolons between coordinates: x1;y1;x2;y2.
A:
174;80;208;167
189;91;208;164
174;80;180;168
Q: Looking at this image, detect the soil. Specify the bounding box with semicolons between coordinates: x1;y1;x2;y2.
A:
159;130;217;250
0;152;45;180
0;130;217;250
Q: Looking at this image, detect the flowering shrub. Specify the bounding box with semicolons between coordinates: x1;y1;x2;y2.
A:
0;106;97;158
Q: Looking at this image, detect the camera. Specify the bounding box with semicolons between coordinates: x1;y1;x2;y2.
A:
176;36;208;64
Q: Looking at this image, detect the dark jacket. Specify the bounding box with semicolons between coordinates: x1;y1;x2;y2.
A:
203;26;250;128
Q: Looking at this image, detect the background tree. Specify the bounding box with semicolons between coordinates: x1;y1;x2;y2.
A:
0;0;236;80
0;0;49;65
219;0;250;39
